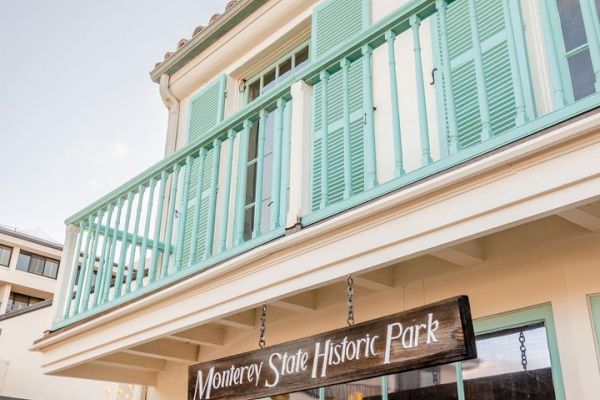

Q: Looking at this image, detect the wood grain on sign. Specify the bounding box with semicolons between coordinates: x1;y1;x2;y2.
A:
188;296;476;400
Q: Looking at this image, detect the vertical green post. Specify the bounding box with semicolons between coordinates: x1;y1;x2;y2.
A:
410;15;434;165
125;185;145;294
538;0;567;108
63;222;85;319
385;30;406;177
114;192;134;298
137;177;156;288
219;130;236;253
362;45;378;190
73;216;93;316
455;362;466;400
319;388;325;400
341;58;353;199
204;139;222;258
381;375;389;400
174;156;192;271
270;98;285;230
467;0;492;139
189;149;207;265
81;209;104;313
161;163;180;278
234;121;251;245
501;0;528;125
319;71;330;209
101;196;124;303
253;111;268;238
436;0;459;154
149;171;167;283
93;204;114;307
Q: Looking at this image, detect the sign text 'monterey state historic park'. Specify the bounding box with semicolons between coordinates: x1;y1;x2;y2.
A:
188;296;476;400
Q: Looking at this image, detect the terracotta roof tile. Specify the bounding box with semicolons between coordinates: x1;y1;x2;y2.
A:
155;0;241;69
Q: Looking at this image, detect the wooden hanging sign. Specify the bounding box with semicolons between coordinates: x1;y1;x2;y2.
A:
188;295;476;400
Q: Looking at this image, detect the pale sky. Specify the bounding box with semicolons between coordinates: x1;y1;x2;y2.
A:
0;0;228;243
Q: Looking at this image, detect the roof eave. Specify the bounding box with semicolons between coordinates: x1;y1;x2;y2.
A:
150;0;269;83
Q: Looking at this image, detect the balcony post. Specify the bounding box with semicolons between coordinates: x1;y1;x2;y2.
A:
51;223;80;325
287;80;313;229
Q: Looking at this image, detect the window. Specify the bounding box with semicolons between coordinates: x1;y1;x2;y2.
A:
555;0;597;101
591;295;600;360
243;113;276;240
245;43;310;104
6;292;43;313
16;250;60;279
272;305;565;400
0;245;11;267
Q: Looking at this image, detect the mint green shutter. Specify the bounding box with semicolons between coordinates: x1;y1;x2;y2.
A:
181;76;226;267
434;0;521;150
188;75;227;144
311;0;370;211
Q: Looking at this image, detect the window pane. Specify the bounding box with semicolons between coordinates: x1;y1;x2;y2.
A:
568;49;596;100
262;153;274;200
263;68;277;94
29;255;45;275
557;0;588;51
278;58;293;81
248;122;260;160
0;245;11;267
323;377;383;400
43;259;59;279
246;163;257;205
264;112;276;154
16;253;31;272
387;365;458;399
260;198;272;234
463;324;556;400
243;206;255;241
295;46;310;70
247;80;261;103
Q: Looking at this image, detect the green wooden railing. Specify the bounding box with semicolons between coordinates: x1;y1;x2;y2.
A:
55;0;600;328
56;90;292;328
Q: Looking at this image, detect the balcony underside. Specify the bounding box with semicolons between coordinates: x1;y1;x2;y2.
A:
33;118;600;385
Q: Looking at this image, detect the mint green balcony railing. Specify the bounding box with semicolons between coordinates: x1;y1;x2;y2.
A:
56;91;292;329
299;0;600;226
56;0;600;328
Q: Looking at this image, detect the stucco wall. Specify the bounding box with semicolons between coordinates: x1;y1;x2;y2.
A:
0;305;140;400
148;229;600;400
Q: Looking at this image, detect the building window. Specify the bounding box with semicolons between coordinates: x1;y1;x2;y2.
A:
272;305;565;400
0;245;12;267
243;113;276;240
16;251;60;279
6;292;43;313
552;0;598;101
245;43;310;104
591;295;600;360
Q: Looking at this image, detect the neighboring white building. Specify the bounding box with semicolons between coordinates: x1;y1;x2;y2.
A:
0;226;145;400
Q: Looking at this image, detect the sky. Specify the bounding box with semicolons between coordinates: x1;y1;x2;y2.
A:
0;0;228;243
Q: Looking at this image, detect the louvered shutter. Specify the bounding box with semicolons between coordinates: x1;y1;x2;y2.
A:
181;76;226;267
434;0;521;150
311;0;370;211
187;75;227;144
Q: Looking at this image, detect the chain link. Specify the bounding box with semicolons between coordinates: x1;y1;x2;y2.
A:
259;304;267;349
519;331;528;371
432;371;439;385
347;276;355;326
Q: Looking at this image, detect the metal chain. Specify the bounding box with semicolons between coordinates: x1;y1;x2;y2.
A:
259;304;267;349
347;276;355;326
519;331;528;371
432;371;439;385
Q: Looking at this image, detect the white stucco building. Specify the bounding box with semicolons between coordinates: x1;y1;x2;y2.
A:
29;0;600;399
